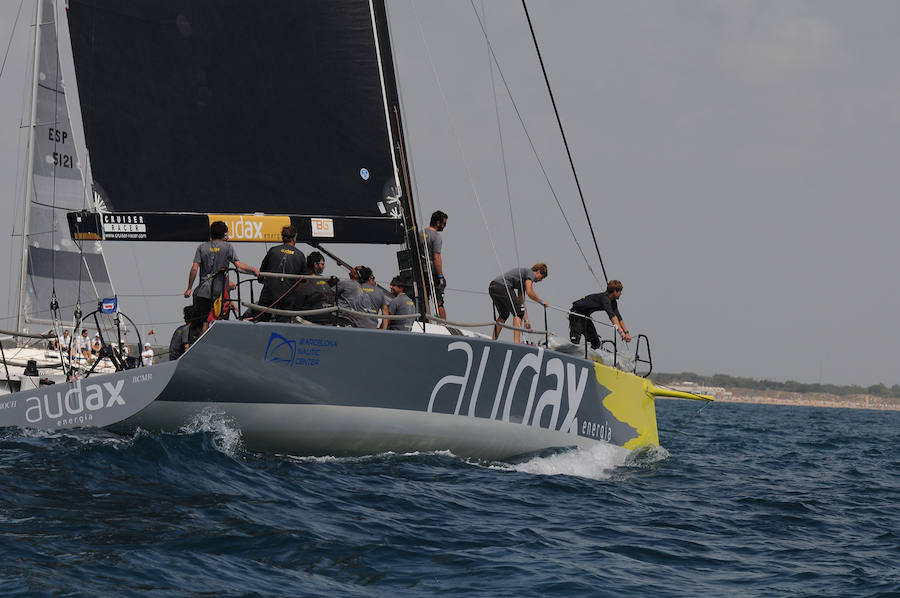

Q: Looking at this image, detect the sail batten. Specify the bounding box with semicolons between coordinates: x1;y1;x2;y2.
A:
66;0;405;244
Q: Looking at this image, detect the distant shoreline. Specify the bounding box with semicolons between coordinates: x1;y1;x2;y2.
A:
659;383;900;412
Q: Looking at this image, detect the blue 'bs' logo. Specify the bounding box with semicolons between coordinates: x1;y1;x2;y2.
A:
264;333;296;365
359;167;370;181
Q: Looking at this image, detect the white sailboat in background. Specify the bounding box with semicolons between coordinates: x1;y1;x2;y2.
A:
0;0;710;458
1;0;119;392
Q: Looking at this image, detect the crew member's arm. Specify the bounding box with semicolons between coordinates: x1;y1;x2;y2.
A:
185;262;199;297
434;251;443;277
233;259;259;277
379;305;390;330
610;316;631;342
524;279;548;307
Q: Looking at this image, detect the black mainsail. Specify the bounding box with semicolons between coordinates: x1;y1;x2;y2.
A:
66;0;412;245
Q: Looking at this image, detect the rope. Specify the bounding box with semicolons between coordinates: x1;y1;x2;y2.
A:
661;398;713;436
427;315;546;335
410;2;517;312
0;0;25;82
239;302;420;321
467;0;601;288
521;0;608;284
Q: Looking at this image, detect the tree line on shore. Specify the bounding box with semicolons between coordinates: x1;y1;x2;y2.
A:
655;372;900;399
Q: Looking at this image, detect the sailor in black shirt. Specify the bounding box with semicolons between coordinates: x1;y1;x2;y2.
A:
256;226;306;322
294;251;336;324
569;279;631;349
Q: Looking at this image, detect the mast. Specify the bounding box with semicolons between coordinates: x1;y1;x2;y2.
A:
372;0;430;314
17;0;45;334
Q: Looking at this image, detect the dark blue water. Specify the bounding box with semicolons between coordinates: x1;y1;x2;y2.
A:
1;401;898;597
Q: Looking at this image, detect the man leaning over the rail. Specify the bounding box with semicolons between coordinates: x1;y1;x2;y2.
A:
569;279;631;350
185;220;258;331
489;263;548;344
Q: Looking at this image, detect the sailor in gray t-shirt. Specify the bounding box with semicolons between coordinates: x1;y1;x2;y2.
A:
425;210;448;318
357;266;389;328
384;276;417;331
335;266;385;328
487;263;548;344
185;221;258;330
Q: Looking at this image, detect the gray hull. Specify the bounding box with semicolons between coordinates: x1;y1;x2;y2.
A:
120;321;658;459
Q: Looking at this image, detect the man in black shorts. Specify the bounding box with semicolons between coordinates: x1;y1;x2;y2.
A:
425;210;448;319
569;279;631;349
488;263;548;344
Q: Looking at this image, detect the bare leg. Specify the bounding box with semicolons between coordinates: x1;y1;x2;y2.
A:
438;305;446;320
493;317;505;340
512;316;522;344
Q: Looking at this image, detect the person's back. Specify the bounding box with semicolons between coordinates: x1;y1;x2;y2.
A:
493;267;535;294
168;323;191;361
296;278;336;323
194;240;236;300
258;226;306;318
335;276;371;327
388;293;416;331
186;221;258;329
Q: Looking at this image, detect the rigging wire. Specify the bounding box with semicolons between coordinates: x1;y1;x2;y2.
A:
409;2;515;310
0;0;26;81
521;0;607;284
467;0;600;288
480;2;523;290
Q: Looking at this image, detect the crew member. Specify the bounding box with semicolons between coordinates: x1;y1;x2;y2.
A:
358;266;389;328
75;329;90;361
141;342;154;366
169;306;195;361
294;251;336;324
425;210;448;319
384;276;416;331
60;329;71;356
335;266;368;327
489;263;548;344
569;279;631;348
256;225;306;322
185;220;258;331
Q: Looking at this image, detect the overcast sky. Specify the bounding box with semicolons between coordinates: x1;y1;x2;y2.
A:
2;1;899;387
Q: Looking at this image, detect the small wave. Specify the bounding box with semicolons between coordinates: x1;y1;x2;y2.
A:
498;442;633;480
178;409;243;457
280;449;458;465
624;443;671;467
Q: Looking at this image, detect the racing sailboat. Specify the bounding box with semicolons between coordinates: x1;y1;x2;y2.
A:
0;0;709;459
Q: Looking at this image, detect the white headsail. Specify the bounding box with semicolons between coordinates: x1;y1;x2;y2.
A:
18;0;114;330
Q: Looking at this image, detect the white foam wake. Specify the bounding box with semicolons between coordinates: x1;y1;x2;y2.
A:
499;442;632;480
179;409;243;456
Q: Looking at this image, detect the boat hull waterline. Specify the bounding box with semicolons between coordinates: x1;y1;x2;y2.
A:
3;322;660;459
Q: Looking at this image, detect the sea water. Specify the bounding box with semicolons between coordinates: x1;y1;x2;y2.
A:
1;400;898;597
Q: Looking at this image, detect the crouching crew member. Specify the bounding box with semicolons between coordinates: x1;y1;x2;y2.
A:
569;279;631;349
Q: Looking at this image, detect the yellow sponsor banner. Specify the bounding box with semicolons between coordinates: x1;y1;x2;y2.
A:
208;214;291;243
